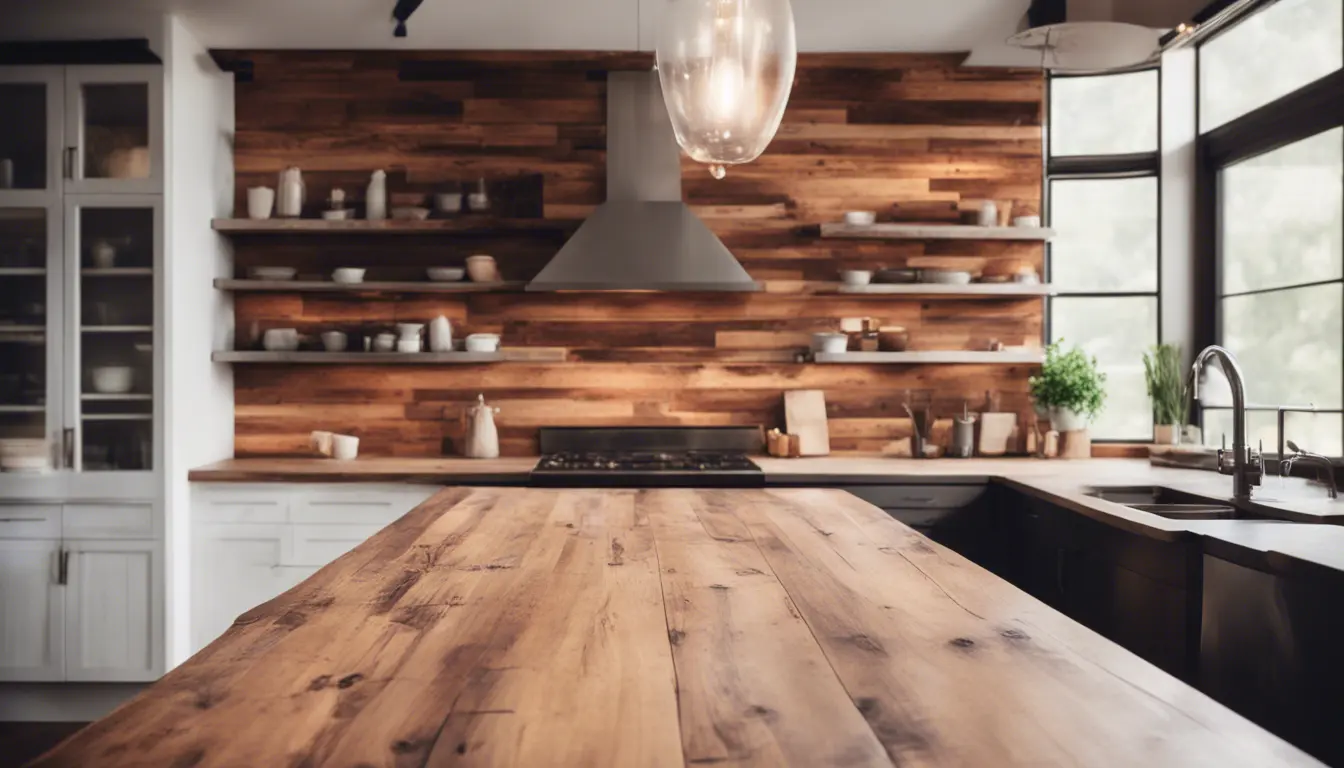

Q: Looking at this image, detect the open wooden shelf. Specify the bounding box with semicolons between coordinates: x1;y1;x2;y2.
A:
215;279;526;294
213;349;567;364
211;218;582;236
820;223;1055;241
813;350;1043;364
830;283;1052;296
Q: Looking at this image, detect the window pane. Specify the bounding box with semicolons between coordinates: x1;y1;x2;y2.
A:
1222;128;1343;295
1200;0;1343;130
1222;283;1343;409
1051;296;1157;440
1050;70;1158;156
1050;178;1158;292
1202;409;1343;459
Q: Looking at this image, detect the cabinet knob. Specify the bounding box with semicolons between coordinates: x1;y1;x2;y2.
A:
58;548;71;585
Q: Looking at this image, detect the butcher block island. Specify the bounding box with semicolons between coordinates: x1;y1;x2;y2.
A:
35;488;1315;767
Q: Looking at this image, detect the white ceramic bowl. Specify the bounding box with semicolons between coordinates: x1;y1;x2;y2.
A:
426;267;466;282
91;366;134;394
320;331;347;352
839;270;872;286
1012;215;1042;228
331;268;366;284
331;434;359;461
396;339;421;353
812;332;849;355
843;211;877;226
249;266;296;281
920;269;972;285
465;333;501;353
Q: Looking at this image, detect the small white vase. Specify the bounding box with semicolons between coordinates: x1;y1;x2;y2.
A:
1049;407;1089;433
366;170;387;221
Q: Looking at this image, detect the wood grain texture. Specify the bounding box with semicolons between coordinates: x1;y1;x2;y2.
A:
225;52;1046;457
33;488;1320;767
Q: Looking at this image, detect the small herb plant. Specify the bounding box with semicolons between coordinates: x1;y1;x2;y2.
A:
1143;343;1188;426
1029;341;1107;421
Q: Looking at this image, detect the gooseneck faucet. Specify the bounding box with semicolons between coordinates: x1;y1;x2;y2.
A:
1190;345;1262;500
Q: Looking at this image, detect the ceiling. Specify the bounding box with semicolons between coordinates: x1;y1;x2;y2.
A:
8;0;1035;53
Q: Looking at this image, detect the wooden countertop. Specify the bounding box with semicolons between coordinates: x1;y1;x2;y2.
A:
33;487;1317;767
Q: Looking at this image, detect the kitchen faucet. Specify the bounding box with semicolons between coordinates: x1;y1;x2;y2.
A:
1190;345;1262;500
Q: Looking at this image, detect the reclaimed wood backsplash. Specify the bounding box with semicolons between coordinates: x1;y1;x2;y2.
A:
222;51;1044;457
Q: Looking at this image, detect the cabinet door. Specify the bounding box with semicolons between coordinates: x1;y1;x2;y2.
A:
63;66;162;195
192;524;289;654
63;538;161;682
64;195;160;479
0;539;64;681
0;66;64;201
0;202;64;472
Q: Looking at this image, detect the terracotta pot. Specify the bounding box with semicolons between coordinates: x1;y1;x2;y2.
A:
1154;424;1180;445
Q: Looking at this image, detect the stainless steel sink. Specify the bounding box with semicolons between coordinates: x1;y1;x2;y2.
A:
1085;485;1242;519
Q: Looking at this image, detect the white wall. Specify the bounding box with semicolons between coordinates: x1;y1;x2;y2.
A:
163;14;235;668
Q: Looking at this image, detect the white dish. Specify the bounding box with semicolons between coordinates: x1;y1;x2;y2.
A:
1012;215;1041;228
426;267;466;282
843;211;877;226
372;333;397;352
331;268;366;284
322;209;352;221
91;366;134;394
391;206;431;221
839;269;872;286
920;269;972;285
396;339;421;353
321;331;347;352
812;332;849;354
249;266;296;281
465;333;500;353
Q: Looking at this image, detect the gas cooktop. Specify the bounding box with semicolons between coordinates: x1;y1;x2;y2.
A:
529;428;765;488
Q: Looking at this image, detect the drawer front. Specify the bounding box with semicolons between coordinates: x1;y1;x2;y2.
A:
0;504;62;539
63;504;154;539
289;524;383;567
195;488;288;525
843;485;986;510
290;486;435;525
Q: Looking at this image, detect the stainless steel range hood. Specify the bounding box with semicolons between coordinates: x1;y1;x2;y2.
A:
527;71;759;292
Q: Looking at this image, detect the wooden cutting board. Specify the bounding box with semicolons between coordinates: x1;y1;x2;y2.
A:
978;412;1018;456
784;390;830;456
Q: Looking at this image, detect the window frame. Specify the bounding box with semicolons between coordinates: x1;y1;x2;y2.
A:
1194;0;1344;458
1045;66;1164;442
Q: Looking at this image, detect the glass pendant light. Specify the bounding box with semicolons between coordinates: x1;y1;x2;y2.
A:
656;0;797;179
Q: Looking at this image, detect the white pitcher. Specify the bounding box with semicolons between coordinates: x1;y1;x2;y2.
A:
366;170;387;221
428;315;453;352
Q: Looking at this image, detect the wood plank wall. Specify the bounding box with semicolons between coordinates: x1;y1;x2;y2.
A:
221;51;1045;457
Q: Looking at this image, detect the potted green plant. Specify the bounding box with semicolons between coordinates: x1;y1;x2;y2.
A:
1029;342;1106;432
1143;343;1188;445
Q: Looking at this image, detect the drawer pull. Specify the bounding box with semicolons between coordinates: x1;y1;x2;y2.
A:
0;517;45;523
899;497;936;504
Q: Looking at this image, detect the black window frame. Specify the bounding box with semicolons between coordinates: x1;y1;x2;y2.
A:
1045;65;1163;442
1194;0;1344;457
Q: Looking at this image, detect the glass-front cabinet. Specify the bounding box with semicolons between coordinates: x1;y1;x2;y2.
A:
0;65;161;489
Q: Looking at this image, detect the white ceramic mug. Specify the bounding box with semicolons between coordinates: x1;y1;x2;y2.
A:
320;331;347;352
331;434;359;461
248;186;276;220
263;328;299;351
978;200;998;227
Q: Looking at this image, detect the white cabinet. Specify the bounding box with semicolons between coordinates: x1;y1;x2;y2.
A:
0;539;64;682
64;538;160;682
190;484;439;654
192;523;287;651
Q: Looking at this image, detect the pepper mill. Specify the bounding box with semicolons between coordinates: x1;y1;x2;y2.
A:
463;394;500;459
951;402;976;459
